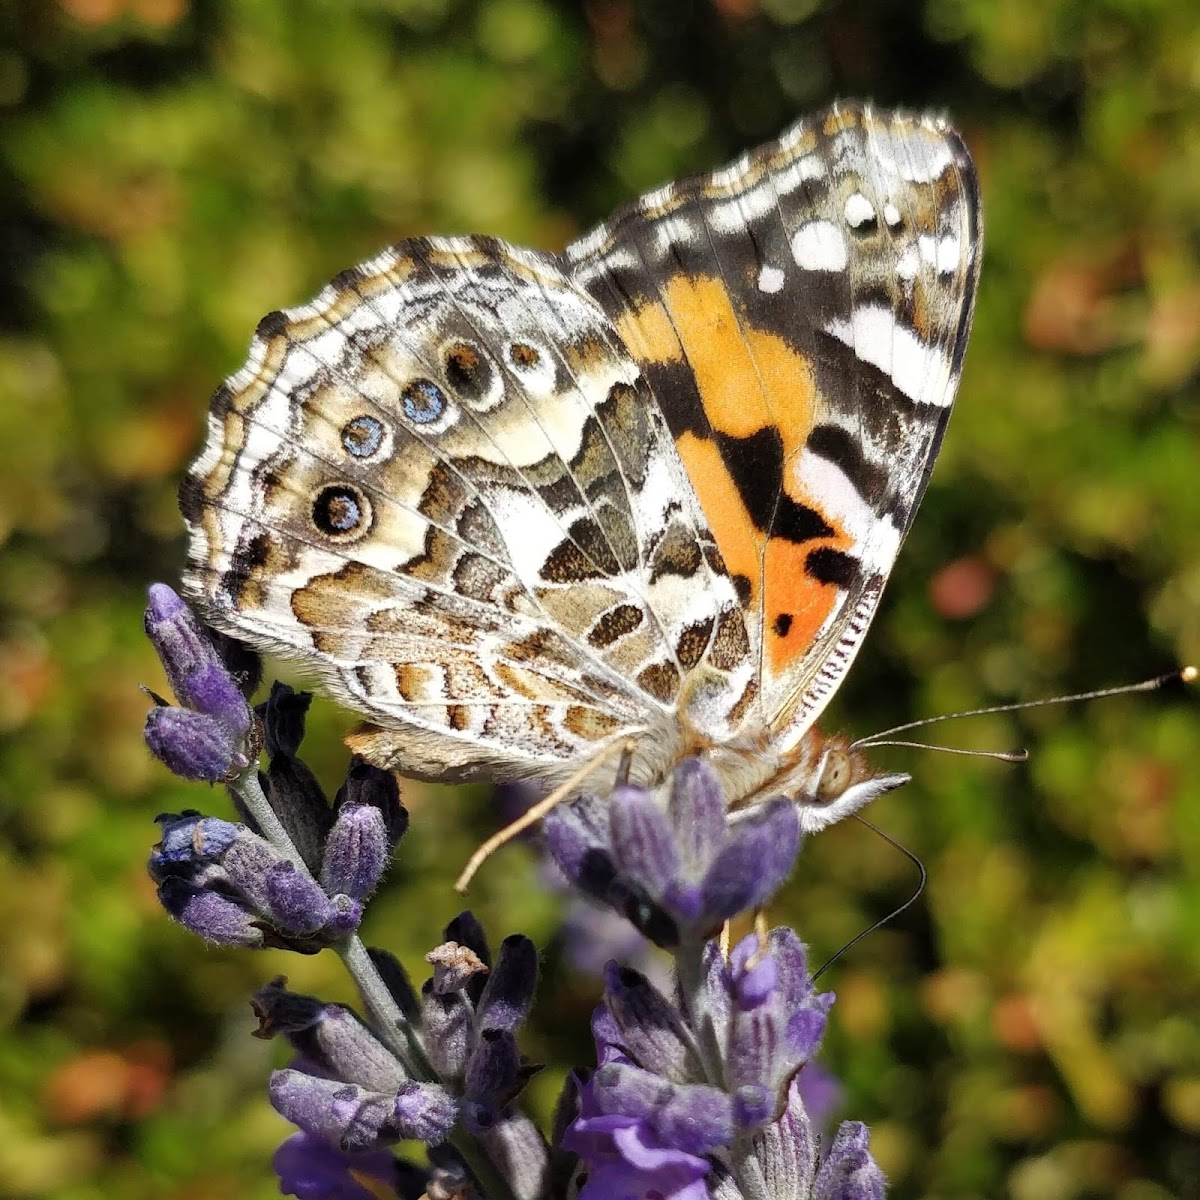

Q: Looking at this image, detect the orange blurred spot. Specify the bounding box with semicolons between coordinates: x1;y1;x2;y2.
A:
60;0;186;25
928;556;997;620
993;992;1043;1053
996;1084;1061;1137
1023;242;1141;356
44;1043;171;1125
59;0;123;23
0;637;58;730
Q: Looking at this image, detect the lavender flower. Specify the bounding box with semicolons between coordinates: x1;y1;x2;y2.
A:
253;914;548;1192
544;758;802;947
143;584;258;781
561;930;885;1198
138;580;885;1199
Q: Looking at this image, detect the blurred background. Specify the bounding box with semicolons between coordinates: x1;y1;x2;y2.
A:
1;1;1198;1197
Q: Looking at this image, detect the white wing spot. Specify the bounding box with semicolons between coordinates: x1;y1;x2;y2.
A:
843;193;876;228
883;202;903;227
791;221;848;272
757;264;785;293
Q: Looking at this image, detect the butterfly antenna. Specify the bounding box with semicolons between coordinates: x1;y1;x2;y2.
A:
855;739;1028;762
812;817;926;983
850;666;1196;750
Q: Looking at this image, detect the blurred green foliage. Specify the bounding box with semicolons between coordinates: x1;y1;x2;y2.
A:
1;1;1198;1197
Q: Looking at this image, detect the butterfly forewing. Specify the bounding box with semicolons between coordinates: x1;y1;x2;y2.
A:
565;101;981;741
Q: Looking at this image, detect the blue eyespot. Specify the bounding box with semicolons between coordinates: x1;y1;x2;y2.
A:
313;485;370;538
341;415;384;458
401;378;447;424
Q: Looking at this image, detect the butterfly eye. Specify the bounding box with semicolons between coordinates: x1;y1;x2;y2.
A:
312;484;371;541
815;748;851;802
341;415;385;458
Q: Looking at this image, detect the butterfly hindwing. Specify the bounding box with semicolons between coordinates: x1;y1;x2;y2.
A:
181;237;753;783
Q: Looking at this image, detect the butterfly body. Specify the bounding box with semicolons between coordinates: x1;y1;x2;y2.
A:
182;101;981;833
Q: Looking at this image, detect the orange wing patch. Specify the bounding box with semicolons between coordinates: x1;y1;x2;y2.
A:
614;272;847;672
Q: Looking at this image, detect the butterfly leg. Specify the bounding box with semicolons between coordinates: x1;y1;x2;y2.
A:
454;739;638;893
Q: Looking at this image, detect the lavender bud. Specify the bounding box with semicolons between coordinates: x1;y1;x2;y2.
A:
269;1070;397;1151
258;683;312;758
393;1080;459;1144
600;962;701;1082
442;911;492;1003
476;934;537;1033
144;584;253;739
367;947;421;1023
263;862;340;937
427;941;489;995
814;1121;886;1200
156;877;264;947
421;986;473;1083
321;803;389;902
464;1029;521;1107
261;756;331;874
252;981;406;1093
144;706;244;782
336;759;407;850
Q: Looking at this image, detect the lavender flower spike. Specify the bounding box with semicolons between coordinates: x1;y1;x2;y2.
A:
143;584;257;782
545;757;802;946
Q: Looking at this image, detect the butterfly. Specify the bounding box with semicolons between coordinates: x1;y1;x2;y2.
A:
180;100;981;851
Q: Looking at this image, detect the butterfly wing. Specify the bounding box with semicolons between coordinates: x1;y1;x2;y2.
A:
181;237;753;783
566;101;981;742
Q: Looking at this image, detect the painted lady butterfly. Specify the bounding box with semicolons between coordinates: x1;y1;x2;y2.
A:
181;101;981;854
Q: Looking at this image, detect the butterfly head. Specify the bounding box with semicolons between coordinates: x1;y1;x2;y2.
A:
788;731;910;835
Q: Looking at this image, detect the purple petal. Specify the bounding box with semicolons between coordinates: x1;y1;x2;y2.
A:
609;786;681;899
786;1005;829;1065
666;757;728;879
767;927;814;1005
590;1062;734;1155
698;799;800;924
544;794;618;903
273;1131;400;1200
